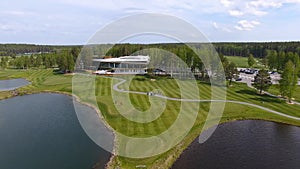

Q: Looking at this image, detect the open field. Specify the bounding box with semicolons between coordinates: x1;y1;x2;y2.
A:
1;69;300;169
226;56;264;68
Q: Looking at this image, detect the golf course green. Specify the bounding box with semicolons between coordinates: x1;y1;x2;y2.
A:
0;69;299;169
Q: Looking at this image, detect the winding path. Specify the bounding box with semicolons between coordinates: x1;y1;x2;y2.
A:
110;77;300;121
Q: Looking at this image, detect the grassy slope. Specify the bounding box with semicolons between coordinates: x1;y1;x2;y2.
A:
268;84;300;102
226;56;263;68
95;76;300;168
116;76;300;118
1;69;300;169
0;69;72;99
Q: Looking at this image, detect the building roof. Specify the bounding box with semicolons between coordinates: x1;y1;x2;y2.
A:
93;55;150;64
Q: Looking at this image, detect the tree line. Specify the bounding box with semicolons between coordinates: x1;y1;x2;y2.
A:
1;42;300;59
266;50;299;72
252;60;298;103
0;44;80;57
0;47;80;73
1;43;299;103
251;50;299;103
214;42;300;58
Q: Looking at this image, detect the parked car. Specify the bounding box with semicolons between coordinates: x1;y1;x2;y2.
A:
235;78;242;81
271;71;278;75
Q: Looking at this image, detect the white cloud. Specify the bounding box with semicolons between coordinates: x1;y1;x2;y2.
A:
243;0;283;16
212;22;219;29
220;0;234;7
0;24;14;31
248;0;282;8
212;22;232;32
235;20;260;31
222;0;300;17
1;10;35;16
60;0;194;12
285;0;300;3
245;5;268;16
57;0;300;18
1;0;300;44
229;10;244;16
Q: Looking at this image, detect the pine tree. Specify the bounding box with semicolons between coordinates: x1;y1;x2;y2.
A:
225;62;237;86
253;69;272;94
267;50;277;69
280;60;298;103
0;57;8;69
248;54;255;67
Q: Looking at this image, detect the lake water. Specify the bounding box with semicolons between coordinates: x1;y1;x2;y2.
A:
172;120;300;169
0;93;111;169
0;78;30;91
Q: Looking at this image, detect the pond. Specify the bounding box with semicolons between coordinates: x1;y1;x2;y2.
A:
0;78;30;91
0;93;112;169
172;120;300;169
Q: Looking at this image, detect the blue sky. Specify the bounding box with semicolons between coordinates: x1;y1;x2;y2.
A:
0;0;300;44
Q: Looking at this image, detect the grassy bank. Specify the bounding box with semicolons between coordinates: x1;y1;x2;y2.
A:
0;69;72;99
95;76;300;168
268;84;300;102
226;56;263;68
1;69;300;169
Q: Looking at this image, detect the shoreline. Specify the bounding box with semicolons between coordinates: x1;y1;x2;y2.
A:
0;88;117;169
70;93;117;169
171;119;300;169
1;76;300;169
1;90;300;169
0;75;117;169
154;117;300;169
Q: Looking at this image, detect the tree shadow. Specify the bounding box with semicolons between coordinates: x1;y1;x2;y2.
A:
236;89;257;96
236;89;282;103
52;69;65;75
134;77;146;81
250;97;283;103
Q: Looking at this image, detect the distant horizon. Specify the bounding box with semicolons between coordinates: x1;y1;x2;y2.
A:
1;40;300;46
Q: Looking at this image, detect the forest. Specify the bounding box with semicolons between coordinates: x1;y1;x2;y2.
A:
0;42;299;102
0;44;79;57
0;42;299;76
1;42;300;58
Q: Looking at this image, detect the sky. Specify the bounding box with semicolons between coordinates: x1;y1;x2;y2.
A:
0;0;300;45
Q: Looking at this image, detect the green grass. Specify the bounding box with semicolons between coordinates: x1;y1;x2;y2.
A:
114;76;300;118
93;76;300;168
1;69;300;169
268;84;300;102
226;56;264;68
227;82;300;118
0;69;72;99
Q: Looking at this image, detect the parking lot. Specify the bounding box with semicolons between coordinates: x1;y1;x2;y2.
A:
236;68;300;85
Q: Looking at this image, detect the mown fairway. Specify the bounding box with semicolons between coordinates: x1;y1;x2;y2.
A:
0;69;72;99
92;75;300;168
1;69;300;169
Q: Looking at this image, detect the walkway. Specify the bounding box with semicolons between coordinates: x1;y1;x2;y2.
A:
110;77;300;121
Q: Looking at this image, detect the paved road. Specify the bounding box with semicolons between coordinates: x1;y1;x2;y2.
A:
110;77;300;121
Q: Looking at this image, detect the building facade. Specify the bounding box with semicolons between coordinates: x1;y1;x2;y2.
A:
93;55;150;75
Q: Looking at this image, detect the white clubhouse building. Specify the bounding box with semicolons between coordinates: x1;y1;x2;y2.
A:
93;55;150;75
